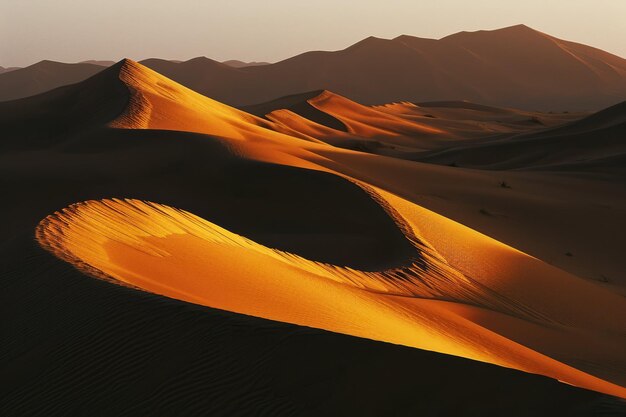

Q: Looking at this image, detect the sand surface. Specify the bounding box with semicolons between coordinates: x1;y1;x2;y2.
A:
2;58;625;415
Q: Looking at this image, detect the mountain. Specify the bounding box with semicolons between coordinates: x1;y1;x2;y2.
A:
239;24;626;110
80;59;116;66
0;60;105;101
2;25;625;109
2;59;626;404
0;66;20;74
222;59;270;68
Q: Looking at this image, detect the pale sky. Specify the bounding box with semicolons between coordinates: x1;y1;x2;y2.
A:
1;0;625;67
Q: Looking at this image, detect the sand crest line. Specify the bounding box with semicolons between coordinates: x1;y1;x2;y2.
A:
36;187;552;325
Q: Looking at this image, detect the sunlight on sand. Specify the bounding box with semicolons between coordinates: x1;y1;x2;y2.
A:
31;59;626;399
36;196;626;399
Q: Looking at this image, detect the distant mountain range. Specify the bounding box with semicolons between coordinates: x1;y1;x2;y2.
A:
1;25;625;110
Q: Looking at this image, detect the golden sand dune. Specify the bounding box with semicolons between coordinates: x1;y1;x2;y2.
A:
279;91;444;136
36;196;626;398
23;58;626;400
244;90;585;156
110;59;285;141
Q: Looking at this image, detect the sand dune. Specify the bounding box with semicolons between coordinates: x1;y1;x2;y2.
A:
244;90;584;154
36;193;626;398
2;25;625;110
5;237;614;416
3;58;623;290
3;57;626;414
12;59;623;398
416;100;626;172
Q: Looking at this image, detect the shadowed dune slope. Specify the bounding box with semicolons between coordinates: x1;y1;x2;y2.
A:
4;236;620;417
242;90;349;132
415;101;626;171
0;58;326;162
0;58;274;139
0;61;130;146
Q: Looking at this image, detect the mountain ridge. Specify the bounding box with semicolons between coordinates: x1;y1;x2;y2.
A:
1;25;625;109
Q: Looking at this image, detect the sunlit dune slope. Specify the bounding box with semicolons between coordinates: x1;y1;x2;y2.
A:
4;57;621;291
110;59;306;144
242;90;585;155
0;58;586;160
0;58;314;148
0;58;333;168
266;91;448;150
37;196;626;398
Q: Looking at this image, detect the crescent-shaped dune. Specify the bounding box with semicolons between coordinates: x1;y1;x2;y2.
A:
36;193;626;399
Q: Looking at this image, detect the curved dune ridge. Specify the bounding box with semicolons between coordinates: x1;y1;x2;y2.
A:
266;90;446;143
253;90;584;154
36;196;626;399
35;195;551;321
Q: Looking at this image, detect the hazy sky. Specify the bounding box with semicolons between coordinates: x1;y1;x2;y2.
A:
2;0;625;67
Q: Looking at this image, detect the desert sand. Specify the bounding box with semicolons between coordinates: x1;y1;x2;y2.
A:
244;90;585;154
2;53;625;416
22;60;626;397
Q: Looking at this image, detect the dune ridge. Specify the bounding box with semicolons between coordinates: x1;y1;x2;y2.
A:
257;90;583;155
36;196;553;323
36;195;626;399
